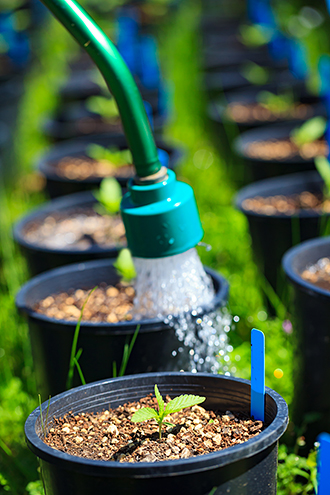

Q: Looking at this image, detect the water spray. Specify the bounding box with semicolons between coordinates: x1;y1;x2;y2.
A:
38;0;229;372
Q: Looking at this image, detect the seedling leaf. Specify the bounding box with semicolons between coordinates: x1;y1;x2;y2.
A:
95;177;122;214
239;24;272;47
85;95;119;119
155;384;165;414
290;117;327;148
315;156;330;198
241;62;270;85
113;248;136;282
164;394;206;415
131;407;159;422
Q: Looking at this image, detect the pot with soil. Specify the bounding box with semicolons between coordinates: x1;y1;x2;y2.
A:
233;120;328;184
25;371;288;495
13;190;126;275
235;171;330;300
16;258;229;398
38;134;183;198
282;236;330;448
207;86;325;134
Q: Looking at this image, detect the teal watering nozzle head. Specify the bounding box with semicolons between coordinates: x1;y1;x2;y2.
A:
121;169;203;258
38;0;204;259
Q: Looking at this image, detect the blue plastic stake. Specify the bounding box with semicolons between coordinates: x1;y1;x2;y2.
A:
318;433;330;495
318;55;330;159
251;328;265;421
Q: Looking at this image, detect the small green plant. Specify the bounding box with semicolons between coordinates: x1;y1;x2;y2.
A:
257;90;295;115
85;95;119;120
114;248;136;282
239;24;272;47
94;176;122;214
315;155;330;199
66;286;98;390
241;62;270;85
131;384;206;440
290;116;327;148
86;143;132;168
38;394;51;438
112;324;141;378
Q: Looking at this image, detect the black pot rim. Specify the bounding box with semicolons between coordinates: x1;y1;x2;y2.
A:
13;190;125;256
234;170;326;219
24;372;288;476
37;134;184;184
233;121;318;165
282;235;330;300
15;258;229;331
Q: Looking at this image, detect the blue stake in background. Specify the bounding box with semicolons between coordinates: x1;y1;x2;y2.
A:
251;328;265;422
318;55;330;155
318;432;330;495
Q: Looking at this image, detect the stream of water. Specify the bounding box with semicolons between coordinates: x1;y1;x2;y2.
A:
132;248;232;373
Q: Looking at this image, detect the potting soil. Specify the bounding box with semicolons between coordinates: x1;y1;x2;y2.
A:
226;102;313;124
301;256;330;291
43;393;264;462
56;156;133;180
242;191;330;215
246;138;327;161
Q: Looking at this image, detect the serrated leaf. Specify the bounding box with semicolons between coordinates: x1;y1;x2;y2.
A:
154;384;165;415
315;156;330;196
290;117;327;147
131;407;158;423
96;177;122;214
164;394;206;415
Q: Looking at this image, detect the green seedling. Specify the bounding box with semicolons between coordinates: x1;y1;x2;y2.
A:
114;248;136;282
66;286;97;390
241;62;270;86
94;176;122;215
131;384;206;440
86;143;132;168
257;90;295;115
38;394;51;438
239;24;272;47
112;324;140;378
85;95;119;120
315;155;330;199
290;116;327;148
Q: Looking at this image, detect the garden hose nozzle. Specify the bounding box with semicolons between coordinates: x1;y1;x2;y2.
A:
39;0;204;258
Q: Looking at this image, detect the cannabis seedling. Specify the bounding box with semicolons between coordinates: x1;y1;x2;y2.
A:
131;384;206;440
290;116;327;148
241;61;270;86
257;90;294;115
315;155;330;199
86;143;132;168
94;176;122;215
114;248;136;282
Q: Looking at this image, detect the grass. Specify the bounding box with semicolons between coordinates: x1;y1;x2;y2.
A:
0;0;323;493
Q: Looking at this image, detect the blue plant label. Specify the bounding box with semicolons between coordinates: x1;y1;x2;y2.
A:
317;432;330;495
139;35;161;90
247;0;276;27
318;55;330;96
116;9;139;74
288;39;308;80
251;328;265;422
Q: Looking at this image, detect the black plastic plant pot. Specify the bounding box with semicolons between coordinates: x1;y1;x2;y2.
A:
282;236;330;447
25;372;288;495
13;191;125;276
43;95;165;143
203;68;302;98
235;171;330;297
16;259;228;398
233;122;321;184
38;134;184;198
207;87;325;134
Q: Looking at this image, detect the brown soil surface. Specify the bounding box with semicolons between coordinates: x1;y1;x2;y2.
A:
34;284;135;323
54;156;134;180
301;257;330;292
23;208;126;250
245;138;328;161
242;191;330;215
43;394;264;462
73;117;122;136
226;102;313;124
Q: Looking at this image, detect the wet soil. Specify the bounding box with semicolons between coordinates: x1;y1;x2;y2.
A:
242;191;330;215
245;138;328;161
43;394;264;462
34;284;135;323
301;257;330;292
23;207;126;250
226;102;313;124
54;156;133;181
68;116;122;137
